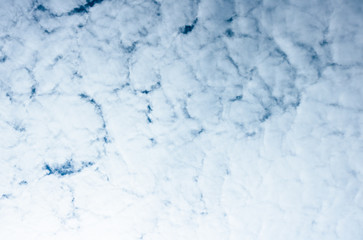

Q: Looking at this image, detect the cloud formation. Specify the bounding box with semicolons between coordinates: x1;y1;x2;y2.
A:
0;0;362;239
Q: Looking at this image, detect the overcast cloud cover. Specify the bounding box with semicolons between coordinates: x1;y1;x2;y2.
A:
0;0;363;239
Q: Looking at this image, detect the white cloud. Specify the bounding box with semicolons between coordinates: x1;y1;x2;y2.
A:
0;0;362;239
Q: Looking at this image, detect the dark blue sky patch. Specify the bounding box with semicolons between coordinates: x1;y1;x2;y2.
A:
103;136;110;143
180;25;194;34
179;18;198;35
79;92;110;145
44;29;56;34
82;161;94;167
147;105;152;113
319;39;329;46
30;86;36;98
79;93;102;114
68;0;105;15
0;55;7;63
79;93;89;99
245;132;256;137
225;29;234;38
73;71;83;78
36;5;47;12
1;194;11;199
260;111;271;122
120;41;137;53
44;159;95;177
140;82;161;95
54;55;63;62
151;0;161;16
273;48;289;62
290;94;301;108
13;125;26;132
191;128;204;137
182;106;191;119
87;0;104;8
44;160;78;176
226;17;234;22
19;180;28;185
231;95;242;101
147;116;152;123
152;81;161;90
34;4;58;18
149;138;156;144
6;92;12;102
70;5;88;14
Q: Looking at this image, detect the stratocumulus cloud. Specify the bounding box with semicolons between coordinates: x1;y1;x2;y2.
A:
0;0;362;239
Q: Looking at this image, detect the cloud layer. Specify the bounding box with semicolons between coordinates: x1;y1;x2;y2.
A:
0;0;362;239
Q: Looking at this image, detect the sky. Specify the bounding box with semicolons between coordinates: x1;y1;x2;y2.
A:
0;0;363;239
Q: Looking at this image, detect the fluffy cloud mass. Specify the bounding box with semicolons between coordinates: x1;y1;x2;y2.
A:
0;0;362;239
